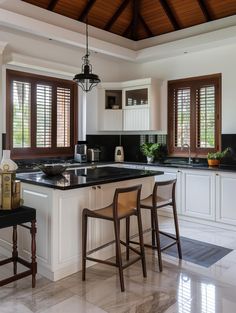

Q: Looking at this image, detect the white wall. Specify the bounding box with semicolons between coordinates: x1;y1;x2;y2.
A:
134;44;236;134
0;26;137;150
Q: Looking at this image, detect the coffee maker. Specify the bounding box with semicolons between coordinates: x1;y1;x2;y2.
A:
74;141;87;163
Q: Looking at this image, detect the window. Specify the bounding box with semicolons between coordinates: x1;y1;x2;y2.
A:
6;70;77;159
168;74;221;156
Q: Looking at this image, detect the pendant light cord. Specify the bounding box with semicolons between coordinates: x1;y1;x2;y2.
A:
86;4;89;57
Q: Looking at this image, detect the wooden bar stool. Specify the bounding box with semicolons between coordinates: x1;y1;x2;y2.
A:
82;184;146;292
128;179;182;272
0;206;37;287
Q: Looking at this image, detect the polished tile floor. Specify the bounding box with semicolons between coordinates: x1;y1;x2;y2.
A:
1;217;236;313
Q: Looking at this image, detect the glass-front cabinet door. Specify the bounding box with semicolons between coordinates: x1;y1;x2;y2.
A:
124;87;148;108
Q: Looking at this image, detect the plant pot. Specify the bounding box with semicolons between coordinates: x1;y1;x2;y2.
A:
207;159;220;166
147;156;154;164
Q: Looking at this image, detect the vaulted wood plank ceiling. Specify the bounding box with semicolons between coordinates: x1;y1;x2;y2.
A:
22;0;236;40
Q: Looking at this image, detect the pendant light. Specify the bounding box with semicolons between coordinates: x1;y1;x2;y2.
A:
73;10;101;92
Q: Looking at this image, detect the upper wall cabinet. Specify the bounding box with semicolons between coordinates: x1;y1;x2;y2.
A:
97;83;123;131
97;78;162;132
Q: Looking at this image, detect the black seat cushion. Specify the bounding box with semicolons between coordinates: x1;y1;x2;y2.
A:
0;206;36;229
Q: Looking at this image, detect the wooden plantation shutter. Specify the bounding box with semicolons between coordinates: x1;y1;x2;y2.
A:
168;74;221;156
7;70;77;159
12;80;31;148
36;84;52;148
174;88;191;148
57;87;71;148
196;85;215;149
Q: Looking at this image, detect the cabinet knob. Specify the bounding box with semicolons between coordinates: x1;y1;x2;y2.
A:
92;186;96;190
97;185;101;189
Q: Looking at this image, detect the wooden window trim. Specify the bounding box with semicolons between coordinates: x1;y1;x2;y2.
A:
6;69;78;159
168;73;221;157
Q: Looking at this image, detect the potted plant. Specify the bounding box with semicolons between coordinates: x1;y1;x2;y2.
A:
207;148;229;166
140;143;160;163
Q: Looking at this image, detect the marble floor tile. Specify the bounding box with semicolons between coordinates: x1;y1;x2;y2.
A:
40;295;107;313
0;301;33;313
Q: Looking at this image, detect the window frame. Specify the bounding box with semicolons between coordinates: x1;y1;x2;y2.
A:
168;74;221;157
6;69;78;159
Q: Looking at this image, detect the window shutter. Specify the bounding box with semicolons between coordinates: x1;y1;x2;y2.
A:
36;84;52;148
12;80;31;148
174;88;191;147
57;87;71;147
196;85;215;148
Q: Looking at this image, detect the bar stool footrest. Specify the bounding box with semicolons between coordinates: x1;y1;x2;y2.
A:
0;270;32;287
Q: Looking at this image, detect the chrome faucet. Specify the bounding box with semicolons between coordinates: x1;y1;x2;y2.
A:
181;143;192;164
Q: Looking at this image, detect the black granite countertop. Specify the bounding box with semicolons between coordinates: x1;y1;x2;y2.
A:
16;166;163;190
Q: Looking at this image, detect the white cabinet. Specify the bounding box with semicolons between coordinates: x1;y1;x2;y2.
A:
181;170;215;220
123;107;149;130
122;79;161;131
96;78;162;132
216;172;236;225
97;85;123;131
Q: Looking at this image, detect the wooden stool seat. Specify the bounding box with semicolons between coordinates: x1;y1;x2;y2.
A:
84;205;137;220
140;195;172;208
82;185;146;292
0;206;37;288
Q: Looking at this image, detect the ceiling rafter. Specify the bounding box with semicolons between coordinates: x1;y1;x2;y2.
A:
123;21;132;37
159;0;180;30
47;0;60;11
78;0;96;22
104;0;131;31
131;0;139;40
197;0;213;21
139;14;154;37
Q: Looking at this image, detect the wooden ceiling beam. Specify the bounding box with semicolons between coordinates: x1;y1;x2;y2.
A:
47;0;60;11
78;0;96;22
139;14;154;37
131;0;139;40
159;0;180;30
104;0;130;31
123;21;132;37
197;0;213;21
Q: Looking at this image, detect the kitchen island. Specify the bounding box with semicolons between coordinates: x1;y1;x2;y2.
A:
0;167;163;281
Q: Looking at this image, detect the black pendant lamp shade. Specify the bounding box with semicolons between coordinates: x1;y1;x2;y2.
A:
73;16;100;92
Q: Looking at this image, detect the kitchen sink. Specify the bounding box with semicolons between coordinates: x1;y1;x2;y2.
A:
163;162;208;168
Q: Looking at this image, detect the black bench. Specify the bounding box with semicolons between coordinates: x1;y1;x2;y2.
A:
0;206;37;287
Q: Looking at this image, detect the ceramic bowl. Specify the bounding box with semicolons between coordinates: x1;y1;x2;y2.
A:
38;164;67;176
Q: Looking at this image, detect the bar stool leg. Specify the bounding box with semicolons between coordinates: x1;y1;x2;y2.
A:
153;209;163;272
12;225;18;275
172;202;182;259
82;212;88;281
151;211;156;248
114;219;125;292
137;212;147;278
126;217;130;261
31;220;37;288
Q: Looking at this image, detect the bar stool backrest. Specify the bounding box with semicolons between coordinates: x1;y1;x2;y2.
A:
152;179;177;206
113;184;142;218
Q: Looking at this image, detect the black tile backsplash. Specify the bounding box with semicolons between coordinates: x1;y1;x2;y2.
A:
86;135;120;161
222;134;236;153
86;134;167;162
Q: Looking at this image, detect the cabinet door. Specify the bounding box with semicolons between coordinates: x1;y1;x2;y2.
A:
181;170;215;220
123;107;149;130
98;88;123;131
216;172;236;225
102;110;122;131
